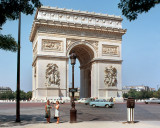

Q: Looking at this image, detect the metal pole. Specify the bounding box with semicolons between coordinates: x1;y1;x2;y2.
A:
72;64;74;94
70;64;77;123
16;12;21;122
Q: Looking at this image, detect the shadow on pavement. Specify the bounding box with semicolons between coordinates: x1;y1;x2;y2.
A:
0;114;65;127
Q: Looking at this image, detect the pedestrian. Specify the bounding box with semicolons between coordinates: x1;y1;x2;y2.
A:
45;100;52;123
54;101;60;124
109;97;113;102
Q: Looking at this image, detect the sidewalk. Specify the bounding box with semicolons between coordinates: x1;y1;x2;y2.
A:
2;121;160;128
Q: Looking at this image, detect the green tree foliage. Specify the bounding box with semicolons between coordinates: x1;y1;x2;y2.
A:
0;0;42;52
20;90;27;100
125;89;154;99
153;89;160;98
0;91;14;100
26;91;32;100
0;90;32;100
123;93;129;98
118;0;160;21
0;34;18;52
128;89;136;98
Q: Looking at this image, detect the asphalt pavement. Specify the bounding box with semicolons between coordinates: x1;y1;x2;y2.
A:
0;102;160;128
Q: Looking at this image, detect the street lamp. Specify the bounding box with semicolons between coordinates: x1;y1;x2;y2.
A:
16;12;21;122
70;51;77;123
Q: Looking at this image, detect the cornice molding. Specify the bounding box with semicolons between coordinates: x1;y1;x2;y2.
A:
30;20;126;42
30;6;127;42
36;6;123;21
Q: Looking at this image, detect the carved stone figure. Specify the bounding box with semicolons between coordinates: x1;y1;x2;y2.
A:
102;45;119;56
45;63;60;87
104;66;117;87
42;39;63;51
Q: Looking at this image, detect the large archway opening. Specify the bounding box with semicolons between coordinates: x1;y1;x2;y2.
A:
69;44;94;98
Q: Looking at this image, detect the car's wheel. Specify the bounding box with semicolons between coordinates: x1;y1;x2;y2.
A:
92;104;96;108
105;104;109;108
85;103;87;105
145;102;148;104
110;106;113;108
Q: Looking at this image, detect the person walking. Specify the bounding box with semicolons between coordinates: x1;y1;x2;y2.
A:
54;101;60;124
109;97;113;102
45;100;52;123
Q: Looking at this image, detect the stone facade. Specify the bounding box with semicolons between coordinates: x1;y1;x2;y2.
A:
30;6;126;100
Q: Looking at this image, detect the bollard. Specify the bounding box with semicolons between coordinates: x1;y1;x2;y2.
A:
127;97;135;123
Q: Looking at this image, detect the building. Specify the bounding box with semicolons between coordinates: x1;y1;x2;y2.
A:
122;85;154;94
29;6;126;100
0;86;12;93
150;88;156;91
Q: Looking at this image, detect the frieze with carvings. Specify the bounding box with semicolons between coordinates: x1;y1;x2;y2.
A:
102;45;119;56
38;26;122;41
104;66;117;87
37;11;122;29
66;39;98;52
42;39;63;52
45;63;60;87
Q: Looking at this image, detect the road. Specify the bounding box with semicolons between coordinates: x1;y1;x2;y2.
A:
0;102;160;127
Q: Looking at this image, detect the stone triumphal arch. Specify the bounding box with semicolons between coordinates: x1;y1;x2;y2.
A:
30;6;126;100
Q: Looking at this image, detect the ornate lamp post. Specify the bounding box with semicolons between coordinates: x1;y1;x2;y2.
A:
70;51;77;123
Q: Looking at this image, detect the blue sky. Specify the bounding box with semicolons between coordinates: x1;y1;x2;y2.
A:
0;0;160;92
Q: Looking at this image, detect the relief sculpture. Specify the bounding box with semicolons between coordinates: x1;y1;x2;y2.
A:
45;63;60;87
42;39;63;51
102;45;119;56
104;66;117;87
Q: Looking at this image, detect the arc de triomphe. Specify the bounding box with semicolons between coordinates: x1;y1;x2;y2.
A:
30;6;126;100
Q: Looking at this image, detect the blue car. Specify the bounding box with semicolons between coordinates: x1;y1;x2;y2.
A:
89;99;114;108
84;98;95;105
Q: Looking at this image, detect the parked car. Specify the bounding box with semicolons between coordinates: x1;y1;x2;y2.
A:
145;98;160;104
77;98;86;103
50;98;65;104
89;99;114;108
84;98;95;105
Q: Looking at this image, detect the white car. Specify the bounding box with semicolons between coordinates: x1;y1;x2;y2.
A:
78;98;86;103
50;99;65;104
145;98;160;104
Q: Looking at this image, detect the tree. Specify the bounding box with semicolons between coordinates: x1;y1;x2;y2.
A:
26;91;32;100
20;90;27;100
153;89;160;98
0;34;18;52
118;0;160;21
123;93;129;98
14;90;27;100
0;91;15;100
0;0;42;52
128;89;137;98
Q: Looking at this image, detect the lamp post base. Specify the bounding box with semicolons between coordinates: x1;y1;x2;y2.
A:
70;109;77;123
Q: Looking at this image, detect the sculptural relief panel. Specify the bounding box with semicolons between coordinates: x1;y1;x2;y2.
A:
102;45;119;56
66;38;98;53
45;63;60;87
104;66;117;87
42;39;63;52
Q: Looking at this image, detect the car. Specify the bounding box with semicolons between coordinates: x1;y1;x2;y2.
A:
84;98;95;105
145;98;160;104
77;98;86;103
50;98;65;104
89;99;114;108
